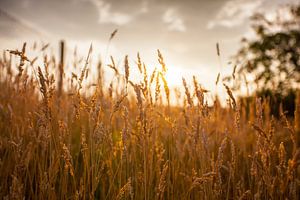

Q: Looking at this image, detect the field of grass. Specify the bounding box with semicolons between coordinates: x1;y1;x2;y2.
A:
0;42;299;199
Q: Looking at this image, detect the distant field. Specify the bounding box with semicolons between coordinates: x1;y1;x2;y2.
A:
0;43;299;199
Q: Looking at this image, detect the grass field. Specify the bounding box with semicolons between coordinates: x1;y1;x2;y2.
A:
0;42;299;199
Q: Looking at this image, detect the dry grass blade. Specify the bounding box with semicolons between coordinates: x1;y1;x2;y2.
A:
157;49;167;73
124;55;130;84
111;93;128;120
251;123;270;142
182;77;193;107
295;91;300;148
150;67;157;85
107;56;119;75
40;43;50;51
79;43;92;88
136;52;143;73
223;83;236;110
37;66;47;99
7;42;30;76
109;29;118;41
155;72;161;104
116;178;133;200
31;57;38;65
216;72;220;85
156;160;169;200
232;65;237;80
216;42;220;56
189;172;216;192
160;72;170;105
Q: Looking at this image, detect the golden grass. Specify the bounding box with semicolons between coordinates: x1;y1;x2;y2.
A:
0;42;299;200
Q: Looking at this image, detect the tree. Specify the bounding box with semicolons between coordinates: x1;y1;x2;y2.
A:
230;4;300;95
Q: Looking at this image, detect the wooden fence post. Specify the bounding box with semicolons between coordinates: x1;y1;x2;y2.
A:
58;40;65;97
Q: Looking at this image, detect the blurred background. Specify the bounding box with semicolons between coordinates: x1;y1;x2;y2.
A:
0;0;299;107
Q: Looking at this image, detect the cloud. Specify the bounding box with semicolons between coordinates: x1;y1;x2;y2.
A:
207;0;265;29
89;0;148;26
162;8;186;32
0;9;51;39
89;0;132;25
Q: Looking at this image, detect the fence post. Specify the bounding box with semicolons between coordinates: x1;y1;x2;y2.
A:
58;40;65;97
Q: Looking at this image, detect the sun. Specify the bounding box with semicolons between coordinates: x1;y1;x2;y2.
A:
164;66;184;87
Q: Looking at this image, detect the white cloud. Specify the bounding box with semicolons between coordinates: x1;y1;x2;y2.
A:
162;8;186;32
89;0;148;26
89;0;132;25
140;0;149;14
207;0;265;29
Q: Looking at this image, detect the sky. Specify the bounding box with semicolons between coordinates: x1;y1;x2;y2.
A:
0;0;298;100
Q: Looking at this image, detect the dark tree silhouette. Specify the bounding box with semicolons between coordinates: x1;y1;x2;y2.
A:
230;4;300;95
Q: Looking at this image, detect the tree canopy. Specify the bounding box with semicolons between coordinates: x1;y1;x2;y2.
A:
230;4;300;95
